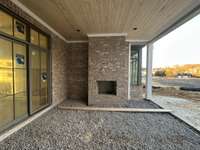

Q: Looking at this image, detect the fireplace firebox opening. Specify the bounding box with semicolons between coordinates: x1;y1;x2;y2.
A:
97;81;117;95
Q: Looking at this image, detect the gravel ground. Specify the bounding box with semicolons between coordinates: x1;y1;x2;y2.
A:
0;107;200;150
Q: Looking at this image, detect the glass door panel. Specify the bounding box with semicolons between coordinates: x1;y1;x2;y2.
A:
30;48;41;112
40;51;48;106
0;38;14;128
0;10;13;35
13;43;27;118
30;48;48;113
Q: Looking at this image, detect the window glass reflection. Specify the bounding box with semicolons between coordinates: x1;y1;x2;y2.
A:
39;34;48;49
31;29;39;45
0;10;13;35
14;19;26;40
0;38;14;128
13;43;27;118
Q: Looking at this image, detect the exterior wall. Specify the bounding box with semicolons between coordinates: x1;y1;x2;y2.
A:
67;43;88;102
88;36;129;105
51;37;68;104
0;0;68;105
130;85;144;100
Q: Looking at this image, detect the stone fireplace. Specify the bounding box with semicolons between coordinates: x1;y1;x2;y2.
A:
88;35;129;105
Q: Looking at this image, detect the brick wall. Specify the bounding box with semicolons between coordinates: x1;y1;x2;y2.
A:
130;85;144;100
88;36;129;105
67;43;88;102
51;37;68;104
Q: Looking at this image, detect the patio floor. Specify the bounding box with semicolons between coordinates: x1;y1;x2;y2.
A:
0;102;200;150
152;96;200;132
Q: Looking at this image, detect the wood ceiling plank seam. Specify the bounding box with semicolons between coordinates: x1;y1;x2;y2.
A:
89;0;98;33
139;0;177;39
73;1;88;34
118;0;134;32
98;0;104;32
101;0;109;32
51;0;71;39
153;0;196;36
80;1;92;33
148;0;195;39
141;0;171;38
147;0;180;37
79;1;94;34
133;1;154;33
87;0;98;33
123;0;139;32
150;2;200;43
117;0;126;32
126;0;146;39
129;0;157;39
53;0;78;38
56;0;85;39
67;0;87;37
105;0;112;32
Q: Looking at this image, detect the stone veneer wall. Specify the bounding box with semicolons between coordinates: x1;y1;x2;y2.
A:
51;37;68;104
130;85;144;100
88;36;129;105
67;43;88;102
0;0;68;104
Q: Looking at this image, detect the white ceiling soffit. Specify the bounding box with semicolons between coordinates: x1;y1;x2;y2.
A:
15;0;200;42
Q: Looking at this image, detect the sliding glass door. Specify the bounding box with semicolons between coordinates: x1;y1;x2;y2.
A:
0;38;14;128
0;40;49;130
0;38;28;129
13;43;28;119
30;47;48;113
0;9;50;131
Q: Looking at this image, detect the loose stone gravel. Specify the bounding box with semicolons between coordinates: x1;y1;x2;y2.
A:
0;108;200;150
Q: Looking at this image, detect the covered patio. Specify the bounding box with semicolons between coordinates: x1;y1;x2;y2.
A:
0;0;200;149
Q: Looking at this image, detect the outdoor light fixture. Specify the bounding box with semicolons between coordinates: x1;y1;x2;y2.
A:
133;27;138;30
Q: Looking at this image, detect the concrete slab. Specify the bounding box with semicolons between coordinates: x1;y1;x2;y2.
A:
151;96;200;131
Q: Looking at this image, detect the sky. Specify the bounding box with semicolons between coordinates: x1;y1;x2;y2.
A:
142;14;200;68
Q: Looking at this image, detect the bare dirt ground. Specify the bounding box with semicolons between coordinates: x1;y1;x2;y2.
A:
152;77;200;101
153;87;200;101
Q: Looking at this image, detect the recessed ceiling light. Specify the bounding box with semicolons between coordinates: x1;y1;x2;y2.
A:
133;27;138;30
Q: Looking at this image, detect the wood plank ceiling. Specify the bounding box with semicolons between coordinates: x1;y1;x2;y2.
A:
18;0;200;41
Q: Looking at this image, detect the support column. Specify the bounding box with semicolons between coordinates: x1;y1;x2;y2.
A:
146;43;153;99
